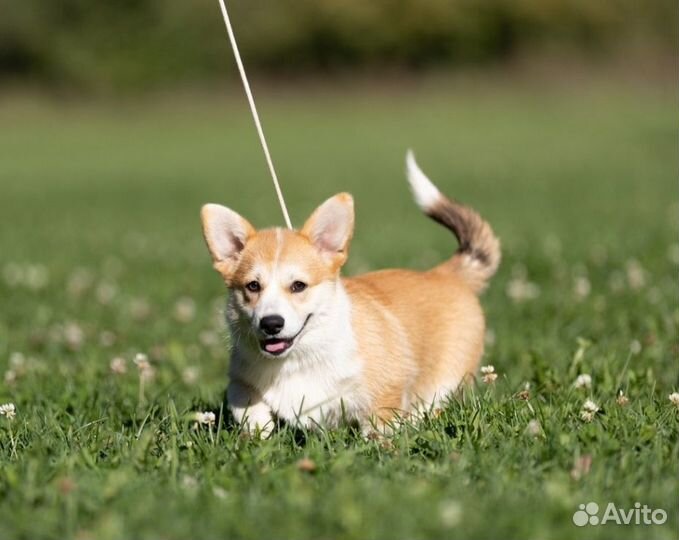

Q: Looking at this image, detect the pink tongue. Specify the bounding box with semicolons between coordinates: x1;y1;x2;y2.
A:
265;340;287;353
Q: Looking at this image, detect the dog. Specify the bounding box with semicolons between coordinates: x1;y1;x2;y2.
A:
200;151;500;435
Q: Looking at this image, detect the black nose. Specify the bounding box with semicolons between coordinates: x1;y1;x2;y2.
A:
259;315;285;335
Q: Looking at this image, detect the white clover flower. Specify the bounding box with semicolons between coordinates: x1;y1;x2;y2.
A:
63;322;85;351
194;411;216;425
182;367;199;385
625;259;646;289
181;475;198;491
133;353;155;382
580;411;594;422
616;390;629;406
110;357;127;375
95;282;117;305
582;399;599;413
134;353;149;369
629;340;641;355
4;370;17;385
24;264;49;290
439;500;462;527
480;365;498;384
5;352;26;385
669;392;679;407
199;330;220;347
573;276;591;300
573;374;592;389
66;267;94;297
9;352;25;369
212;486;228;499
506;278;540;303
0;403;16;420
526;419;542;437
580;399;599;422
483;372;499;384
174;297;196;323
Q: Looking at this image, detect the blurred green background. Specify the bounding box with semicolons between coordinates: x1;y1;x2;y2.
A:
0;0;675;91
0;3;677;540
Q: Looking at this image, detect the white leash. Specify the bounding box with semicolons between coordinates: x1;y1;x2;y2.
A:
216;0;293;230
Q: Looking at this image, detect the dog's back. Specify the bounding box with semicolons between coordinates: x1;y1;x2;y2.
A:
344;152;500;418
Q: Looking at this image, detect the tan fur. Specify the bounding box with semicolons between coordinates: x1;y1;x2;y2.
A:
344;264;484;420
233;229;336;286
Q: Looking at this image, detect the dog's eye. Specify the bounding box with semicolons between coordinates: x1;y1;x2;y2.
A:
245;281;261;293
290;281;307;293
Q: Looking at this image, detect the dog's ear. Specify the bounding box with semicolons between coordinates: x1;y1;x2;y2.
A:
201;204;255;283
301;193;354;269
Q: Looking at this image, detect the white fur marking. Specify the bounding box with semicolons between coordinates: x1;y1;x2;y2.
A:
228;281;366;431
406;150;441;211
274;227;283;267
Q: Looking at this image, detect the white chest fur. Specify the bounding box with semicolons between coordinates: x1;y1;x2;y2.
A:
259;346;364;426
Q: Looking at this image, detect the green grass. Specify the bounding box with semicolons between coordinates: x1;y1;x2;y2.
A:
0;76;677;540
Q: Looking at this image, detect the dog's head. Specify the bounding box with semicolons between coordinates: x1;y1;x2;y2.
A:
201;193;354;358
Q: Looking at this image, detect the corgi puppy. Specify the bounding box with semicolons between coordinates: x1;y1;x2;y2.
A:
200;151;500;435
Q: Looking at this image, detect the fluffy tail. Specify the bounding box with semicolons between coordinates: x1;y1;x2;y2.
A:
406;150;501;293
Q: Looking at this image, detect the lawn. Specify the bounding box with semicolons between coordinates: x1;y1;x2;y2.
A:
0;74;677;540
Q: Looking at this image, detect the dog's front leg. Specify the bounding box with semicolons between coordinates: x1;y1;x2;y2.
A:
227;380;274;437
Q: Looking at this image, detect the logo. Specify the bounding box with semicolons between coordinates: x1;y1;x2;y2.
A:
573;502;667;527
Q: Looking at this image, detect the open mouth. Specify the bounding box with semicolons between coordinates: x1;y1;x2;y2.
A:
261;337;294;355
259;314;312;356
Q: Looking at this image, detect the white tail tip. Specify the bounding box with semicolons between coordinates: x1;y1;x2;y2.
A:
406;150;441;211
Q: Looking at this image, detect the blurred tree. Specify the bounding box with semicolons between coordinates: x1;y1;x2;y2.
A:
0;0;675;91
